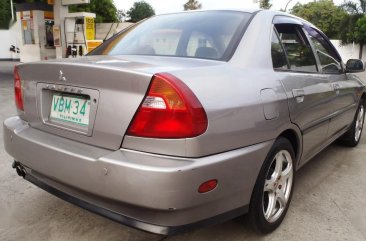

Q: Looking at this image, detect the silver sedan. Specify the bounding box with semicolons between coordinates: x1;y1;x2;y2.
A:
4;9;366;235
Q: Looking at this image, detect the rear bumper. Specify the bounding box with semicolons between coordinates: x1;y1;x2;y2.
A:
4;116;273;234
20;171;248;235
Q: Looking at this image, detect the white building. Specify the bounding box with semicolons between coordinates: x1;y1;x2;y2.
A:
0;22;21;60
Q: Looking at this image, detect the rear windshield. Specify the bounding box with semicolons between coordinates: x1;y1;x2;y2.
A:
90;11;252;61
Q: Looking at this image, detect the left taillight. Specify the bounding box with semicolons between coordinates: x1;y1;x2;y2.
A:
126;73;208;139
14;66;24;111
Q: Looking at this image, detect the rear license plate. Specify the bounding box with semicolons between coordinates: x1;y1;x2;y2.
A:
50;93;91;127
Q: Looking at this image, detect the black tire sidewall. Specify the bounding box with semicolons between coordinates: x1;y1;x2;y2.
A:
249;137;296;233
344;102;365;147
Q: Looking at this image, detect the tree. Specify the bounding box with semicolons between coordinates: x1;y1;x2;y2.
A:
354;16;366;44
69;0;118;23
183;0;202;10
291;0;347;39
260;0;272;9
339;0;366;58
0;0;12;29
339;13;363;43
350;16;366;58
117;9;126;22
13;0;47;2
340;0;366;14
127;1;155;23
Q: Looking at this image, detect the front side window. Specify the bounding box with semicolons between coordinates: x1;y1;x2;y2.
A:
304;26;342;74
275;24;318;73
90;11;252;61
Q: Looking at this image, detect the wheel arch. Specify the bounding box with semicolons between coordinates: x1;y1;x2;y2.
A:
361;92;366;104
277;128;302;168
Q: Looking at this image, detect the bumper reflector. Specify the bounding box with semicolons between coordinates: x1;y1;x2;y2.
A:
198;179;218;193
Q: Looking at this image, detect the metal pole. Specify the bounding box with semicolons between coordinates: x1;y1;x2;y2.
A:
10;0;14;22
284;0;293;12
54;0;69;58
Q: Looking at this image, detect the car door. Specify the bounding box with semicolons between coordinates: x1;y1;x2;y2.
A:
272;18;335;162
303;26;359;138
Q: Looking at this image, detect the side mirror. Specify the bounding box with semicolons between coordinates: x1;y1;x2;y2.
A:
346;59;365;73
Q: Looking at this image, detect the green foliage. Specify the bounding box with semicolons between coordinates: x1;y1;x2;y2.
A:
338;1;366;58
339;13;363;44
338;0;366;45
69;0;118;23
291;0;347;39
0;0;14;29
260;0;272;9
183;0;202;10
117;9;126;22
127;1;155;23
354;16;366;44
13;0;47;2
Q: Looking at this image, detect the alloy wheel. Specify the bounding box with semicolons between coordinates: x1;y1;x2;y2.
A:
355;105;365;142
262;150;293;223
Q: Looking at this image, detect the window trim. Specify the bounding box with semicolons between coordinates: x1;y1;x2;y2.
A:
273;16;303;26
302;25;345;74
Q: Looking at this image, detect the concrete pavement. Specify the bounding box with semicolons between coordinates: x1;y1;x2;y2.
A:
0;62;365;241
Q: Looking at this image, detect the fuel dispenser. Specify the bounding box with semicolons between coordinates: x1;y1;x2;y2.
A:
64;12;101;58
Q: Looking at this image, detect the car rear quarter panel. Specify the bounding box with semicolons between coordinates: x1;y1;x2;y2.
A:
123;11;296;158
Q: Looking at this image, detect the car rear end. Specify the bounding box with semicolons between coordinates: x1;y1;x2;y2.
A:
3;10;274;234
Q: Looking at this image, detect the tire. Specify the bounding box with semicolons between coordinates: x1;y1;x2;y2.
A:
340;102;365;147
248;137;295;233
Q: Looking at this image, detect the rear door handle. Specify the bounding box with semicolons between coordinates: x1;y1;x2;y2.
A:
292;89;305;103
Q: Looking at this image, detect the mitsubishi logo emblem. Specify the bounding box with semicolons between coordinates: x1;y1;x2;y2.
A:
59;70;67;82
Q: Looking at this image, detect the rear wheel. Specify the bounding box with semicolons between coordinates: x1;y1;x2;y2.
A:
248;137;295;233
340;102;365;147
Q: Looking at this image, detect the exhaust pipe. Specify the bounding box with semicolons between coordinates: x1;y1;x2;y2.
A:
12;161;26;177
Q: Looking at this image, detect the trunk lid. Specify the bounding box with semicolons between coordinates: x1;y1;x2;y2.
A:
18;55;221;150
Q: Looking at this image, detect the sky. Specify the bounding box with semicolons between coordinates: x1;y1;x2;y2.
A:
114;0;346;14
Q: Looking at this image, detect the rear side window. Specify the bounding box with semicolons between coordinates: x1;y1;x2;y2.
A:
304;26;342;74
271;28;288;70
275;24;318;73
91;11;252;61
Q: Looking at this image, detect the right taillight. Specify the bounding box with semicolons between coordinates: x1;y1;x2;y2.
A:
126;73;208;139
14;66;24;111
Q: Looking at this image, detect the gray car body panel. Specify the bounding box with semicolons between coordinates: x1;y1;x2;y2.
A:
4;116;272;228
3;9;366;234
18;56;225;151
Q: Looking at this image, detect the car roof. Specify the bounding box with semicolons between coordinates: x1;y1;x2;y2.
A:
154;9;316;28
155;9;258;17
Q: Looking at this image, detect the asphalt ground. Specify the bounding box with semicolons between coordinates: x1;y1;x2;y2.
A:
0;61;365;241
